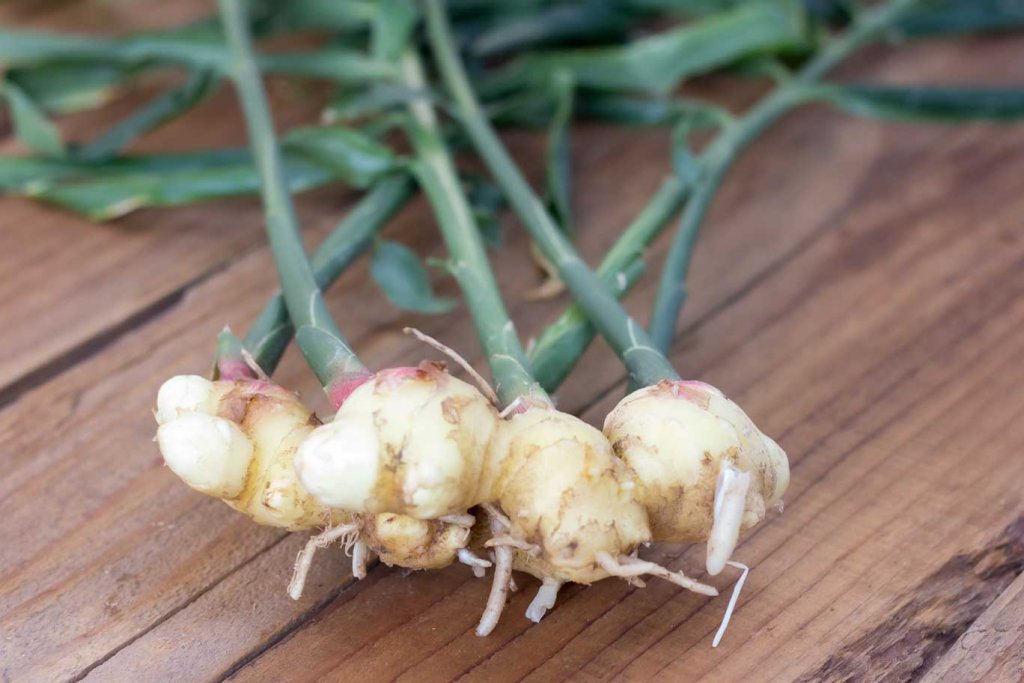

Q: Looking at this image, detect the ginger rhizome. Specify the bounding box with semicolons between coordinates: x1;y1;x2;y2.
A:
603;380;789;575
154;373;481;594
294;361;718;635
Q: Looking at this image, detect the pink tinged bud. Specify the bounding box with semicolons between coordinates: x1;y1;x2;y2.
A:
326;372;374;410
216;358;258;382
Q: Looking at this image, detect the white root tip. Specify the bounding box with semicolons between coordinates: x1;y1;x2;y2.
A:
288;544;315;601
294;418;380;510
156;375;215;424
476;509;513;637
712;561;749;648
157;413;253;499
706;462;753;576
476;546;512;636
352;539;369;580
458;548;493;575
525;579;562;623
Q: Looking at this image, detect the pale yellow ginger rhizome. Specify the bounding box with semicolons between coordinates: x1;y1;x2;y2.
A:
154;374;476;599
603;380;790;576
294;366;718;635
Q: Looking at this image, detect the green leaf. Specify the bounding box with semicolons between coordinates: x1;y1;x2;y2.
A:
259;49;397;83
0;28;395;83
324;84;434;123
670;120;701;186
463;172;506;247
372;0;418;61
257;0;377;33
0;133;379;220
485;0;807;94
282;126;396;187
897;0;1024;37
816;85;1024;123
0;149;250;191
469;3;630;58
74;70;219;161
473;208;504;248
370;240;456;314
7;62;131;114
575;92;730;127
26;152;334;220
544;70;575;238
2;78;65;156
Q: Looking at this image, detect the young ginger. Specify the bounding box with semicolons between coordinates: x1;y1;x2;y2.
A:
295;368;717;634
154;374;481;594
603;380;789;576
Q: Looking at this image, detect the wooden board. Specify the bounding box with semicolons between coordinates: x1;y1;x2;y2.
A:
1;5;1023;682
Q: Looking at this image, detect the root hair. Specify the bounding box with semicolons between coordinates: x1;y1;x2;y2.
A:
288;522;360;600
403;327;499;404
595;551;717;597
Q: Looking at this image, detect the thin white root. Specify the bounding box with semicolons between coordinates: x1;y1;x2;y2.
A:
476;511;514;636
595;552;718;597
458;548;493;578
288;523;359;600
481;503;512;529
706;461;753;576
351;539;369;580
439;513;477;528
403;327;499;405
485;535;540;554
712;561;749;648
525;578;562;623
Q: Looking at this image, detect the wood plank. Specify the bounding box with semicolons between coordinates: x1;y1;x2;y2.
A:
1;20;1022;683
921;572;1024;683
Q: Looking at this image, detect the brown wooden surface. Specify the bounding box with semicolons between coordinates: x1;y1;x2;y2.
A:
2;5;1024;682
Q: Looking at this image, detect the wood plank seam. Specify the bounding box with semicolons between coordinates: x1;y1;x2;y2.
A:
69;533;291;683
0;246;247;410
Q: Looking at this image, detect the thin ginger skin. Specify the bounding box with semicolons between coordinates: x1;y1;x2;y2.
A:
155;375;468;568
603;380;790;544
297;368;654;584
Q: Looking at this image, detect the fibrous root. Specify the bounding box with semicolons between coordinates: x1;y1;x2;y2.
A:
595;551;717;597
288;522;360;600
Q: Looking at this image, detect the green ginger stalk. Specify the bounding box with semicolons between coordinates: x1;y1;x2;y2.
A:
424;0;791;577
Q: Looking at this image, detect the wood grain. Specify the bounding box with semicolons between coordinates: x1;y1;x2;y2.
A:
922;571;1024;683
1;8;1023;683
